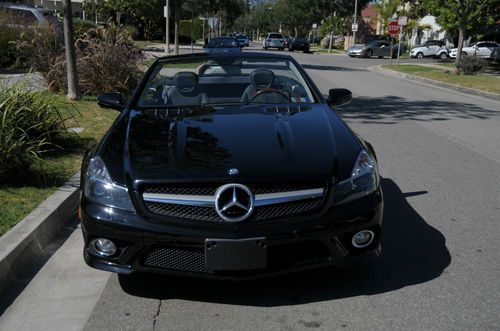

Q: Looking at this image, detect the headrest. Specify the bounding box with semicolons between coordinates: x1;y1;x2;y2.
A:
250;69;274;90
174;72;198;93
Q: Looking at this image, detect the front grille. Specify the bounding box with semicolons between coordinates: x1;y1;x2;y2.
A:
142;181;326;222
143;184;216;196
253;198;323;220
146;202;219;222
141;240;330;274
143;182;322;196
142;246;210;273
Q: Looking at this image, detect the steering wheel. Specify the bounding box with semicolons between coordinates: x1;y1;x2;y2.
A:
248;87;289;103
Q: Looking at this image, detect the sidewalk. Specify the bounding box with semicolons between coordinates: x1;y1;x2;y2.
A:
0;227;111;331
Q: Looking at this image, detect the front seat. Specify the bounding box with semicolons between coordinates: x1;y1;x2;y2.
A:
241;69;284;103
166;72;208;105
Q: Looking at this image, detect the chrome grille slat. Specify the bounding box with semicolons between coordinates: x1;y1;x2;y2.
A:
142;182;326;222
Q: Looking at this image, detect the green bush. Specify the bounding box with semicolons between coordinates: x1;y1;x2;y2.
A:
73;18;98;39
17;26;143;96
455;55;488;75
0;82;68;183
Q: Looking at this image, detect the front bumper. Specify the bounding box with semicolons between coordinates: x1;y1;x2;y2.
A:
81;189;383;280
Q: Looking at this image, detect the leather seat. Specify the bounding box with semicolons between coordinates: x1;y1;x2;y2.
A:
166;72;208;105
241;69;282;103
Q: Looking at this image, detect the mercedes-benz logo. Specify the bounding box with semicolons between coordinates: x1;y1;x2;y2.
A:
215;184;254;222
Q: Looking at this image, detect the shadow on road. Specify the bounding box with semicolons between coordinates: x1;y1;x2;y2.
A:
302;64;364;72
119;178;450;306
337;95;498;124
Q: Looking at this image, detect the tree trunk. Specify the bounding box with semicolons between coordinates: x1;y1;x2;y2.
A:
328;30;334;53
456;24;465;64
174;3;180;55
62;0;80;100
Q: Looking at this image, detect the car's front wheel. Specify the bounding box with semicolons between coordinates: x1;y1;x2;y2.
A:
364;49;373;58
416;52;424;59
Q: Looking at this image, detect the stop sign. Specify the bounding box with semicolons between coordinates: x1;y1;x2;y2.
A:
388;21;400;37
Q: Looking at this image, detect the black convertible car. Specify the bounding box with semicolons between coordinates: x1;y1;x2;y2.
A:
81;53;383;279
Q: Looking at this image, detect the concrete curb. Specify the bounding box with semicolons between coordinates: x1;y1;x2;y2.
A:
368;65;500;102
0;173;80;294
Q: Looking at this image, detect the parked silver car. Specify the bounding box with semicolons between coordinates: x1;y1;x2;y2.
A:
347;40;405;59
0;3;60;28
449;41;500;59
263;32;285;51
410;40;449;60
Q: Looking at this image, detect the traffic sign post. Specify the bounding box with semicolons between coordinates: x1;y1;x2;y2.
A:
396;17;407;64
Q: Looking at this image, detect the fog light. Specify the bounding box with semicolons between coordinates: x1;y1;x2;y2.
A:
352;230;374;248
90;238;116;257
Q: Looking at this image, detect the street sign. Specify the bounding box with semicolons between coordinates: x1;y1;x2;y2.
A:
388;21;400;37
398;16;408;26
351;23;358;32
208;17;218;30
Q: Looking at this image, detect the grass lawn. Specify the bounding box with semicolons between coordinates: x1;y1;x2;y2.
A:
133;39;164;49
383;64;500;94
0;96;118;236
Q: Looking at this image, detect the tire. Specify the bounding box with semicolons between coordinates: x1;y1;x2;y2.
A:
439;52;447;60
416;52;424;59
264;46;268;50
289;47;294;52
378;56;383;58
364;49;373;58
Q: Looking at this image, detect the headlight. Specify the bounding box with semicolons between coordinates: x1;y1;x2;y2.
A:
83;156;135;212
334;150;379;205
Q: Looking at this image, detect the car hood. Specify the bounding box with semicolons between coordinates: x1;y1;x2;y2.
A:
113;104;360;186
410;46;425;52
348;45;366;51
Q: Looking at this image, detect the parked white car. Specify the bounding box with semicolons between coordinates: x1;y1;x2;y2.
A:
410;40;449;60
449;41;500;58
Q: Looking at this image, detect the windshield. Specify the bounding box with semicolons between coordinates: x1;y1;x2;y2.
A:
208;38;239;48
268;33;283;39
137;56;316;107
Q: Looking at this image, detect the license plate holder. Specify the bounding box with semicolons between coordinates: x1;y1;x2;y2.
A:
205;238;267;271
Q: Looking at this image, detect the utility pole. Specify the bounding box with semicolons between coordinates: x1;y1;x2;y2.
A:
165;0;170;53
352;0;358;46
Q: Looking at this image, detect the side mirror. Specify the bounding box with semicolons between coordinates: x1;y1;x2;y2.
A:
97;92;125;111
327;88;352;108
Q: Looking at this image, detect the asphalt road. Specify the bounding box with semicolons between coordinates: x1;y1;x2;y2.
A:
1;44;499;331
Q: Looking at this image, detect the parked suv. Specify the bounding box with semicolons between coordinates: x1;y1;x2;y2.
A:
263;32;285;51
0;3;60;28
410;40;449;60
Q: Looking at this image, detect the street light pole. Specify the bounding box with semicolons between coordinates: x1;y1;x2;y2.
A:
352;0;358;47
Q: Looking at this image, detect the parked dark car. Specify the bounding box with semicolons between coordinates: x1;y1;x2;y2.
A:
82;53;383;280
347;40;405;59
204;37;241;53
288;37;310;53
